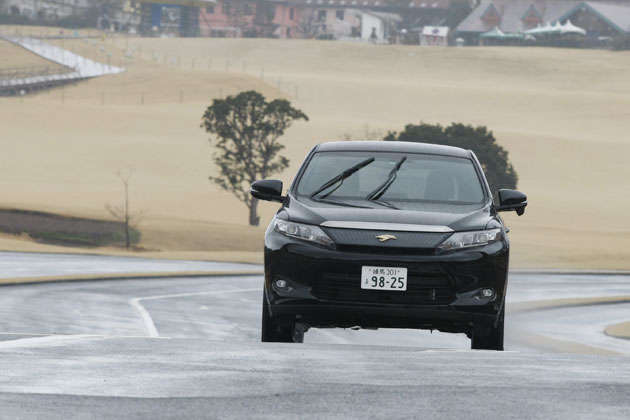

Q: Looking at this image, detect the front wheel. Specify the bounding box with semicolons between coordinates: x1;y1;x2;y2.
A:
471;306;504;351
261;291;296;343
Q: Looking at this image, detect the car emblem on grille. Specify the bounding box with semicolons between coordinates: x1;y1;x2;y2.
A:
375;234;397;242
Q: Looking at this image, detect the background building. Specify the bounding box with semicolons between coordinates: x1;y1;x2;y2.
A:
421;25;449;45
1;0;92;20
0;1;140;31
456;0;630;45
138;0;216;36
199;0;451;40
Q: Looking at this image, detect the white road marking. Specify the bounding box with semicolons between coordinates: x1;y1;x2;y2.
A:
130;288;260;338
129;297;160;337
0;334;101;349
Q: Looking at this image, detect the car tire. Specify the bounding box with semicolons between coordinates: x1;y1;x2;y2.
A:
261;291;296;343
471;306;504;351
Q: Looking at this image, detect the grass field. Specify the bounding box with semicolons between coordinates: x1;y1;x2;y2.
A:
0;208;139;247
1;29;629;268
0;39;67;69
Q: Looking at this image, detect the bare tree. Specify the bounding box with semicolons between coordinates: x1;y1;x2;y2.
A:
105;171;145;250
295;9;323;39
339;124;386;141
222;0;248;36
252;0;277;37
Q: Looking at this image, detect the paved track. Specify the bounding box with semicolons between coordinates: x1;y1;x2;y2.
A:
0;251;258;278
0;253;629;419
1;335;629;420
1;271;628;352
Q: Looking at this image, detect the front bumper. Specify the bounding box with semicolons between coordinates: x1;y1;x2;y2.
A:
264;231;509;333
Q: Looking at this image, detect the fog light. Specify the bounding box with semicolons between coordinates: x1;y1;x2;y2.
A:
481;288;495;299
275;279;288;289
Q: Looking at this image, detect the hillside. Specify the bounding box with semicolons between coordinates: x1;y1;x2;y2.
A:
1;33;629;268
0;39;67;70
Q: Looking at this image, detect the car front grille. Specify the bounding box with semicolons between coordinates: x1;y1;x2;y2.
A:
323;228;450;249
312;272;456;305
335;245;435;255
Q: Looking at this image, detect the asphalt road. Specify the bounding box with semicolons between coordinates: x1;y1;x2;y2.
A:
0;253;629;419
1;271;628;352
0;251;258;278
1;335;629;420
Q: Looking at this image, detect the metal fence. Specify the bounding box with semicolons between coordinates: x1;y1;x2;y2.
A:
0;65;80;95
0;65;68;79
0;34;125;96
0;33;300;101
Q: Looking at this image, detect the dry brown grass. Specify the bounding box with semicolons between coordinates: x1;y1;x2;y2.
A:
1;30;630;268
0;39;66;70
604;321;630;340
0;208;139;247
0;232;264;264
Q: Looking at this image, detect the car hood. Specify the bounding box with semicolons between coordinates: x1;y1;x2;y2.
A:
282;196;494;232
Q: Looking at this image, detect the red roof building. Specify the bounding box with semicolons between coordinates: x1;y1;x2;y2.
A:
199;0;451;39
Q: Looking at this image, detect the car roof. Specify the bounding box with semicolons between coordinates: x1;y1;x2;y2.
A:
315;141;471;158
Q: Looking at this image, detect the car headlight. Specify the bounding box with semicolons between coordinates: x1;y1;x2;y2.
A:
274;219;334;247
438;228;502;252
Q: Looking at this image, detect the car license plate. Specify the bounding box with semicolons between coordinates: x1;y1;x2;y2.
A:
361;266;408;291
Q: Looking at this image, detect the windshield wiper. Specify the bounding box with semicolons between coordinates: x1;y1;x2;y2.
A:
310;157;375;199
311;196;371;209
369;199;400;210
366;156;407;202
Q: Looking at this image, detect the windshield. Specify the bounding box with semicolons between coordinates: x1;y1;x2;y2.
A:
296;151;486;210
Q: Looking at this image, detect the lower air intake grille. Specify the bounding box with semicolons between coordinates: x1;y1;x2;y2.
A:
313;272;456;305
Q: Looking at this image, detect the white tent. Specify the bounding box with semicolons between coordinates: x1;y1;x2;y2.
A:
551;21;563;33
524;22;552;35
561;19;587;35
524;20;586;36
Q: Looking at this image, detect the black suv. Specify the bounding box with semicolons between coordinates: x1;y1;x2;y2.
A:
251;141;527;350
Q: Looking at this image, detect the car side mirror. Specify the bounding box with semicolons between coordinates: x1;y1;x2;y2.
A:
496;189;527;216
250;179;285;203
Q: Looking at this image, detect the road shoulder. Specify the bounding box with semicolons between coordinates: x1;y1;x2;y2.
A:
0;270;263;286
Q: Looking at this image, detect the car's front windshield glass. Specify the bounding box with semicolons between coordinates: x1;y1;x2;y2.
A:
295;151;486;211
